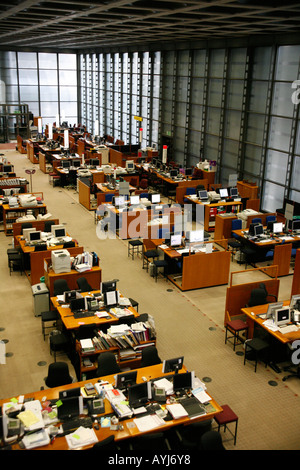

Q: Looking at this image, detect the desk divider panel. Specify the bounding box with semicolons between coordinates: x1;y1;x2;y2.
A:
13;219;59;246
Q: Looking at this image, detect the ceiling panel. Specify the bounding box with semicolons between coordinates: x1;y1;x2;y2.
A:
0;0;299;51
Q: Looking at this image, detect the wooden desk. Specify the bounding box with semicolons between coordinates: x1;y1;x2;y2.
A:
45;265;102;298
185;197;242;232
0;364;222;450
241;301;300;343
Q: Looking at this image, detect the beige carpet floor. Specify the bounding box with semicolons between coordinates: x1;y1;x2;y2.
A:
0;146;299;450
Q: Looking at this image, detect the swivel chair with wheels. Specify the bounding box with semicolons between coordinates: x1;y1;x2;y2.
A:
140;345;162;367
76;277;93;292
96;352;121;377
53;279;71;296
246;283;277;307
44;362;73;388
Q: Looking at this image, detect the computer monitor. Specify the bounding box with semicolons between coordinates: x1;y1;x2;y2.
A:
104;290;118;306
186;230;204;243
23;227;36;241
266;302;283;319
72;159;81;168
90;158;100;167
162;356;184;374
62;160;71;168
51;224;66;236
198;190;208;200
59;387;81;399
152;158;157;167
185;168;193;177
126;160;135;171
248;223;260;236
101;280;117;294
57;396;83;421
151;193;160;204
130;195;140;205
170;169;178;178
219;188;228;198
114;196;126;206
230;187;238;198
29;230;41;242
70;297;86;312
274;307;291;327
3;165;12;173
170;233;182;248
115;371;137;391
173;371;194;393
289;294;300;310
272;222;283;234
64;290;80;303
292;220;300;232
254;224;264;237
54;227;66;238
128;382;151;408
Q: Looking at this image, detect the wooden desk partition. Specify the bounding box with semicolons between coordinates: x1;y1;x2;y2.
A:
224;269;280;325
291;248;300;297
13;219;59;246
176;179;208;205
44;265;102;298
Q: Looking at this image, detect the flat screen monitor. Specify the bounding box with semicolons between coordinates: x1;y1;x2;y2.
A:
23;227;36;240
130;195;140;205
29;230;41;242
114;196;126;206
151;193;160;204
62;160;71;168
57;396;83;421
219;188;228;198
173;372;193;392
230;187;238;198
115;371;137;390
3;165;12;173
187;230;204;243
104;290;118;306
162;356;184;374
90;158;100;167
59;387;81;399
101;280;117;294
254;224;264;237
248;223;260;236
272;222;283;234
292;220;300;231
185;168;193;177
70;297;86;312
266;302;283;319
64;290;80;302
170;169;178;178
274;307;291;327
170;233;182;247
128;382;151;408
72;159;81;167
198;190;208;200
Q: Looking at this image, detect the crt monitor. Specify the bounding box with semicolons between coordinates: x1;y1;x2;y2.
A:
170;233;182;247
115;371;138;390
29;230;41;242
290;294;300;310
72;159;81;167
90;158;100;167
128;382;151;408
130;195;140;205
3;165;12;173
254;224;264;237
23;227;36;240
170;169;178;178
266;302;283;319
274;307;291;327
126;160;135;171
230;187;238;198
62;160;71;168
162;356;184;374
219;188;228;198
173;371;194;393
248;222;260;236
198;190;208;200
185;168;193;177
151;193;160;204
54;227;66;238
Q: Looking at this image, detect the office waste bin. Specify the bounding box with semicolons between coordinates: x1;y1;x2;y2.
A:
32;283;49;317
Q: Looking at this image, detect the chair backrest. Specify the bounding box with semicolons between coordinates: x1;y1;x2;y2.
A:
96;352;121;377
53;279;70;296
21;222;33;234
44;220;55;232
105;194;114;202
45;362;73;388
77;276;93;292
140;346;161;367
186;187;196;196
266;215;276;224
200;431;225;450
232;218;242;231
252;217;262;224
247;283;268;307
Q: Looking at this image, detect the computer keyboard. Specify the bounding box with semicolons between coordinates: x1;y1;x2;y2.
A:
73;310;96;319
278;324;299;334
61;416;93;433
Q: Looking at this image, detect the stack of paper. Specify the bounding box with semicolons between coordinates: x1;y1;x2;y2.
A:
133;414;165;432
65;426;98;449
166;403;188;419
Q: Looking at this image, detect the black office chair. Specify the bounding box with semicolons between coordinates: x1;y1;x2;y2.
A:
76;277;93;292
91;435;120;451
44;220;55;232
140;345;162;367
44;362;73;388
63;241;75;248
96;352;121;377
246;283;277;307
53;279;71;296
34;243;47;251
21;222;33;234
200;431;226;450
